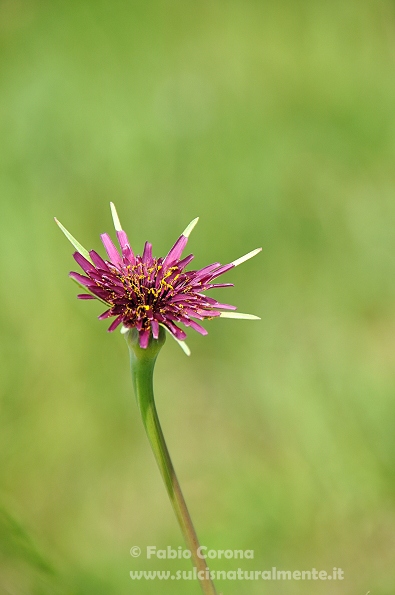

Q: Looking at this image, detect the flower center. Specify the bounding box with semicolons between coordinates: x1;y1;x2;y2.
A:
105;260;184;328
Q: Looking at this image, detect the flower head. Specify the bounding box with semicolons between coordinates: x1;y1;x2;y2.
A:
56;204;261;354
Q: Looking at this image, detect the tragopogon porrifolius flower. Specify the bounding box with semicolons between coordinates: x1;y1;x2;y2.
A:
56;204;261;595
55;203;261;355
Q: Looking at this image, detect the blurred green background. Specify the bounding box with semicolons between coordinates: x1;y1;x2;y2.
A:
1;0;395;593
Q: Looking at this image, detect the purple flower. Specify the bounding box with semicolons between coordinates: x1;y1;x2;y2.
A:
56;204;261;354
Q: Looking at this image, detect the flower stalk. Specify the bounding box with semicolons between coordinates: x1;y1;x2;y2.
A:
126;327;218;595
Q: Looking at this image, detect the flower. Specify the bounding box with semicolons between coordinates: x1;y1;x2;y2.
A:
55;204;261;354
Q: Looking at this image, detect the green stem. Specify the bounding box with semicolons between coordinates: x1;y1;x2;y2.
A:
126;328;218;595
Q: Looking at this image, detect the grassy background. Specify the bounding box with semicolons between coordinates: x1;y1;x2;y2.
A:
1;0;395;593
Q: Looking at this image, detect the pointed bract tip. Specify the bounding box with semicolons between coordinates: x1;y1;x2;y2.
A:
110;202;122;232
182;217;199;238
55;217;93;263
232;247;262;268
219;312;261;320
179;340;191;356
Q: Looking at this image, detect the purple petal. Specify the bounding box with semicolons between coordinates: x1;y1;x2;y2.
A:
142;242;153;265
166;321;187;340
99;272;124;287
101;282;124;296
139;329;150;348
214;302;236;310
197;309;221;318
176;254;194;270
151;319;159;339
86;269;106;283
107;315;123;332
163;234;188;268
170;295;196;304
89;250;109;270
164;312;182;322
116;230;135;264
98;309;112;320
77;294;96;299
87;286;109;300
208;263;234;280
183;308;205;319
69;271;93;287
100;233;122;265
208;283;234;288
73;252;95;273
185;319;208;335
203;297;236;310
194;263;220;279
